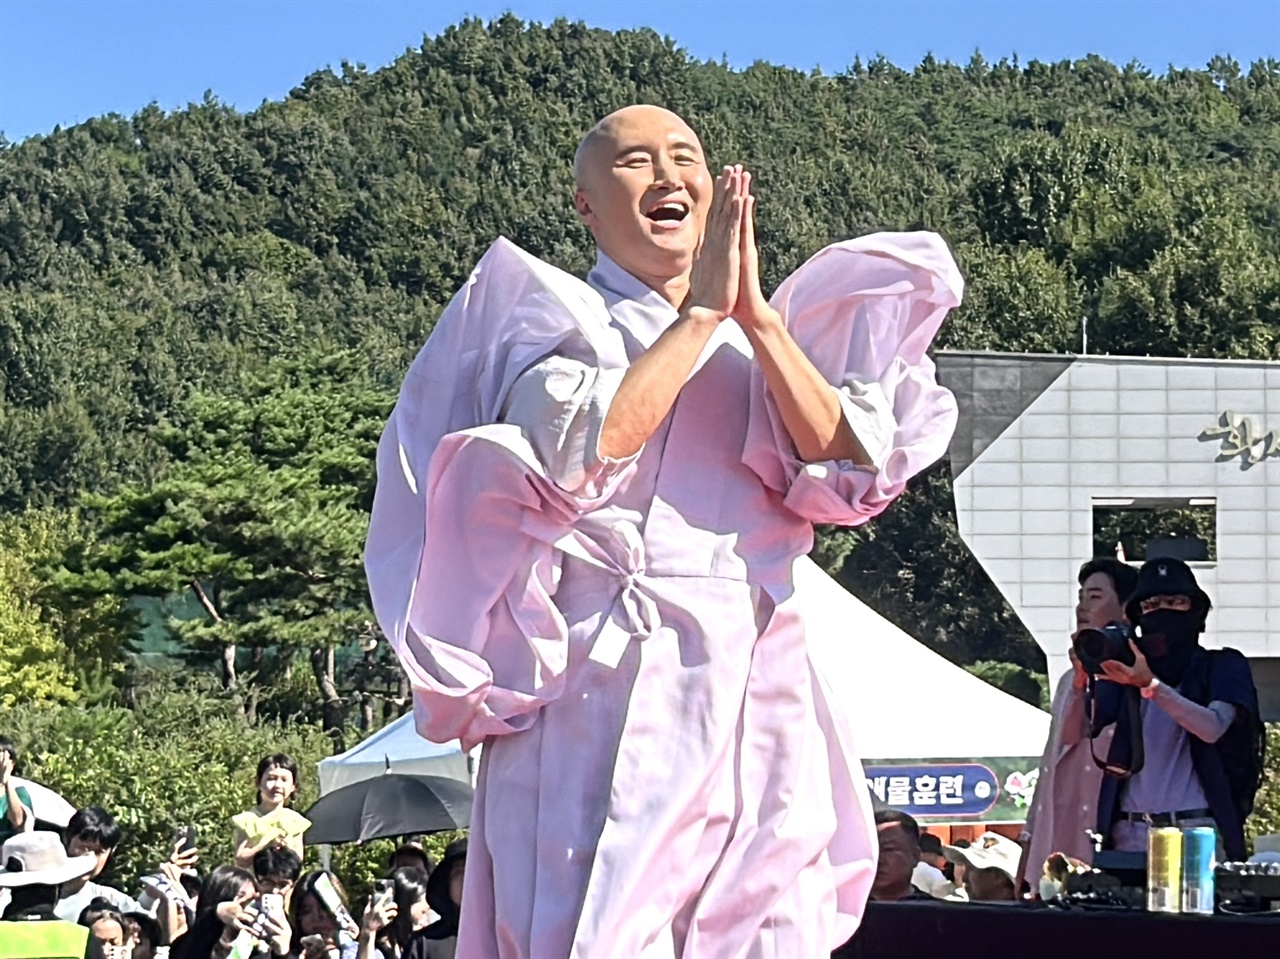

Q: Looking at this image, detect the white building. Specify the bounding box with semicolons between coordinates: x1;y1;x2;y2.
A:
935;352;1280;720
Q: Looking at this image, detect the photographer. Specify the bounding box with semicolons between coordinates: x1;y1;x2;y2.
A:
1085;559;1261;860
1020;559;1138;888
252;846;302;909
78;898;127;959
290;870;393;959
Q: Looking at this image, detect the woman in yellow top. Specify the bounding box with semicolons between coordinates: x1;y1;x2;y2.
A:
232;754;310;869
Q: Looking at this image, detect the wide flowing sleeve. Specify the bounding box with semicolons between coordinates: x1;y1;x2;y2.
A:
743;232;962;526
395;425;588;750
500;354;638;505
365;238;631;747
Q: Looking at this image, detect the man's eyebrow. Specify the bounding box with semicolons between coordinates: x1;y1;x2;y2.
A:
613;140;702;159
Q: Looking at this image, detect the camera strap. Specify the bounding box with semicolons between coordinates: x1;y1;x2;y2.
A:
1087;677;1145;779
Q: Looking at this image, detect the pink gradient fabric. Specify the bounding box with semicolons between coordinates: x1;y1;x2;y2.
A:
1022;673;1113;879
365;234;961;957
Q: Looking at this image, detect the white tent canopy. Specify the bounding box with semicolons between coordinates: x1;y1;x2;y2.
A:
317;714;470;796
12;777;76;827
797;556;1050;760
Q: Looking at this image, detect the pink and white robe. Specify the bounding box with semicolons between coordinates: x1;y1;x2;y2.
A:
365;233;962;958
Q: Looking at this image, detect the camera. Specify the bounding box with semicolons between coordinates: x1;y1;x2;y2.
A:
1073;623;1135;676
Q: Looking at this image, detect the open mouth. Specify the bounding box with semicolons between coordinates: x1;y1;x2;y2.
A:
644;200;689;224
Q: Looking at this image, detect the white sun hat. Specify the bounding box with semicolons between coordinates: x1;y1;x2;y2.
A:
0;832;98;887
943;832;1023;884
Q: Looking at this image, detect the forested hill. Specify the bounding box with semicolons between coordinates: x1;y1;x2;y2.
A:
2;16;1278;677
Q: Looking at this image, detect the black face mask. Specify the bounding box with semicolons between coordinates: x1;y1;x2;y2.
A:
1137;609;1201;684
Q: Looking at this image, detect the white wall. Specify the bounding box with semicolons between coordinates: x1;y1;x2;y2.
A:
952;356;1280;699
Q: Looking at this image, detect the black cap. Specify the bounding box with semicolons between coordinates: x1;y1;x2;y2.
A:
1124;557;1211;623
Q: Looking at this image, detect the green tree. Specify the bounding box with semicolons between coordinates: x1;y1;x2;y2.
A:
0;540;76;708
57;354;393;727
1;18;1277;684
0;509;134;705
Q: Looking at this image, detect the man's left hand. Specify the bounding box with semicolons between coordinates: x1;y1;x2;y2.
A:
732;171;782;332
1098;640;1154;688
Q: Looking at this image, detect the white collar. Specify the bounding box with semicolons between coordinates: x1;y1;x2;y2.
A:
587;250;680;317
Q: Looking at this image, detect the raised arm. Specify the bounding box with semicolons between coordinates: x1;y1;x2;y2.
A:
731;173;875;467
598;167;743;460
1098;641;1237;743
1;753;29;832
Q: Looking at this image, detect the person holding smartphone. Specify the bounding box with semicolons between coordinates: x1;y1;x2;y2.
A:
290;871;393;959
170;865;292;959
78;899;128;959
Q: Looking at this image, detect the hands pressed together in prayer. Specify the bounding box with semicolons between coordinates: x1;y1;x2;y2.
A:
683;165;779;333
684;164;871;465
597;141;872;465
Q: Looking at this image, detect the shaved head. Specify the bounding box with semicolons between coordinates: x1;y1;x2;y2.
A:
573;105;703;187
571;104;712;302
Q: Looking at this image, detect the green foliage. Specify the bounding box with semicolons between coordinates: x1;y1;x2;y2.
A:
1;18;1278;693
0;540;75;708
963;660;1050;710
816;461;1043;670
52;354;393;720
1247;724;1280;851
0;509;136;705
327;831;465;904
4;677;333;888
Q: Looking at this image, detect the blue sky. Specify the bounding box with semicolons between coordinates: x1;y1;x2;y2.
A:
2;0;1277;141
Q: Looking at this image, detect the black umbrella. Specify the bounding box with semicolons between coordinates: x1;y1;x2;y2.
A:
303;773;473;844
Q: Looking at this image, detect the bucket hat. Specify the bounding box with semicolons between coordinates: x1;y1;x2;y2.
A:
0;831;98;888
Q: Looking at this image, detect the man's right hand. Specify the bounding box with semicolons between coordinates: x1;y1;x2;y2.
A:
1068;644;1089;691
683;165;744;321
0;752;12;786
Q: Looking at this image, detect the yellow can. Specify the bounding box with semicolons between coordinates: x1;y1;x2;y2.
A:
1147;827;1183;913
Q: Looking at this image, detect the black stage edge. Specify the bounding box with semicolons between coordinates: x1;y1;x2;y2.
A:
833;900;1280;958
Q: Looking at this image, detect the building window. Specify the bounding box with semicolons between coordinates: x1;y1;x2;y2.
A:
1092;497;1217;563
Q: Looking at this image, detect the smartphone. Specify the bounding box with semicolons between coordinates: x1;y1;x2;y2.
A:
373;878;395;911
248;897;277;941
172;824;198;854
260;892;284;919
313;873;358;935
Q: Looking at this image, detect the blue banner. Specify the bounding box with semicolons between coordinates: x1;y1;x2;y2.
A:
864;762;1001;819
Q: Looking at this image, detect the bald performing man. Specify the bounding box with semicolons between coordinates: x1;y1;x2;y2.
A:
367;105;962;958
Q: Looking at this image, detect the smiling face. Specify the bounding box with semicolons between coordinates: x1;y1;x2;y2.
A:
573;105;711;291
258;765;296;807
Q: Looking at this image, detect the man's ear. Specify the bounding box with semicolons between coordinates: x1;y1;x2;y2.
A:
573;190;594;223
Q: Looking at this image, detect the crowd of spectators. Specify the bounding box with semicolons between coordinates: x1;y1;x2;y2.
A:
870;809;1020;906
0;746;464;959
